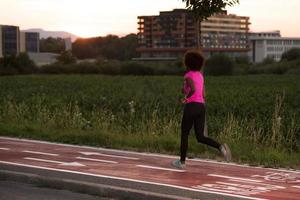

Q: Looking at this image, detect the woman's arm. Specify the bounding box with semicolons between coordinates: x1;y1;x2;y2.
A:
185;77;195;98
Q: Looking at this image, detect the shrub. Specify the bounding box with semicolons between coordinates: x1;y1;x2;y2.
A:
262;57;276;65
96;58;121;75
235;55;250;65
56;51;77;64
40;62;101;74
205;54;234;76
121;62;154;75
281;48;300;61
0;53;37;75
248;59;300;75
39;63;66;74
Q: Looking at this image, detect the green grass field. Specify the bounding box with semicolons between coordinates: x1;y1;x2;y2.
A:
0;75;299;168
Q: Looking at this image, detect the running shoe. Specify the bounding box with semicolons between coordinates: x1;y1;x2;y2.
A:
171;159;186;170
220;144;232;162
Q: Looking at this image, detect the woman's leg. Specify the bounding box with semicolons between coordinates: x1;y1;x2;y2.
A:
180;105;194;163
194;104;221;150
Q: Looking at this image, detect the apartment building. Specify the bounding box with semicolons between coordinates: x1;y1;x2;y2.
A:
25;32;40;53
250;31;300;63
0;25;20;57
137;9;250;60
0;25;39;58
0;27;2;58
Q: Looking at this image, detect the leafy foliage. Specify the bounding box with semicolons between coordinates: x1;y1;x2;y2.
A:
0;53;37;75
182;0;240;20
40;37;66;53
72;34;138;60
56;51;77;64
181;0;239;48
281;48;300;61
39;60;182;76
262;56;275;65
205;54;234;75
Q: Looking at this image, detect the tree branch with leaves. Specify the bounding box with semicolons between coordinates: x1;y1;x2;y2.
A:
182;0;240;48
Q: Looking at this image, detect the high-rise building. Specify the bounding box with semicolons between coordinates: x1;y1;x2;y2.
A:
137;9;250;60
0;27;2;58
0;25;40;58
0;25;20;57
20;32;40;53
25;32;40;52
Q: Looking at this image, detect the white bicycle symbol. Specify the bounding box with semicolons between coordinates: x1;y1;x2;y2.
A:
252;172;300;184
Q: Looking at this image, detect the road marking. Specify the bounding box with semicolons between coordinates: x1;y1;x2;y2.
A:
0;148;9;151
193;182;271;198
76;157;118;164
209;174;263;183
209;174;285;189
217;181;284;190
79;152;139;160
1;137;300;174
24;157;85;167
137;165;186;172
0;161;266;200
252;172;300;183
23;150;58;156
229;179;285;189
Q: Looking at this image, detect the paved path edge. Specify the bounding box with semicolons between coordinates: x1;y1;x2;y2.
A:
0;164;191;200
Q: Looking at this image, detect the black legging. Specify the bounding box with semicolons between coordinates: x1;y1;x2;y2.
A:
180;102;221;162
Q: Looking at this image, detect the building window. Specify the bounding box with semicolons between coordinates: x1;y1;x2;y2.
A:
293;40;300;45
284;40;292;45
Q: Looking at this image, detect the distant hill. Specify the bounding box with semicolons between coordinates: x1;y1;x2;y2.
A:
24;28;78;42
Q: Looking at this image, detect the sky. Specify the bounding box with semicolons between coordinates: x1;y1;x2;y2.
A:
0;0;299;38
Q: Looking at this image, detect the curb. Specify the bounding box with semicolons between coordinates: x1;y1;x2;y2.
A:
0;169;190;200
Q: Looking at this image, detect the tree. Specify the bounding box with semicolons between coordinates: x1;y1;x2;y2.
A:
182;0;240;48
205;54;233;75
72;34;138;60
281;48;300;61
262;56;275;65
40;37;66;53
56;51;77;64
0;53;37;75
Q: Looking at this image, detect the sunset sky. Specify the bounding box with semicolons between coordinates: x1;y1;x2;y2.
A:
0;0;299;38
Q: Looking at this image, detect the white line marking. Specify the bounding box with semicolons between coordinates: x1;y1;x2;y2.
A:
0;148;9;151
25;157;62;164
209;174;286;189
293;186;300;189
209;174;262;183
252;172;300;184
80;152;139;160
229;179;286;189
194;185;257;196
0;161;266;200
76;157;117;164
24;157;85;167
137;165;186;172
1;136;299;174
216;181;284;189
193;184;269;197
23;150;58;156
191;158;300;174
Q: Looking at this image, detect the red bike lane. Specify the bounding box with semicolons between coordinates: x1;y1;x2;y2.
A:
0;137;300;200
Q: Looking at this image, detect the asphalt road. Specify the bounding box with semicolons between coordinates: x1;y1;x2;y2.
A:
0;181;115;200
